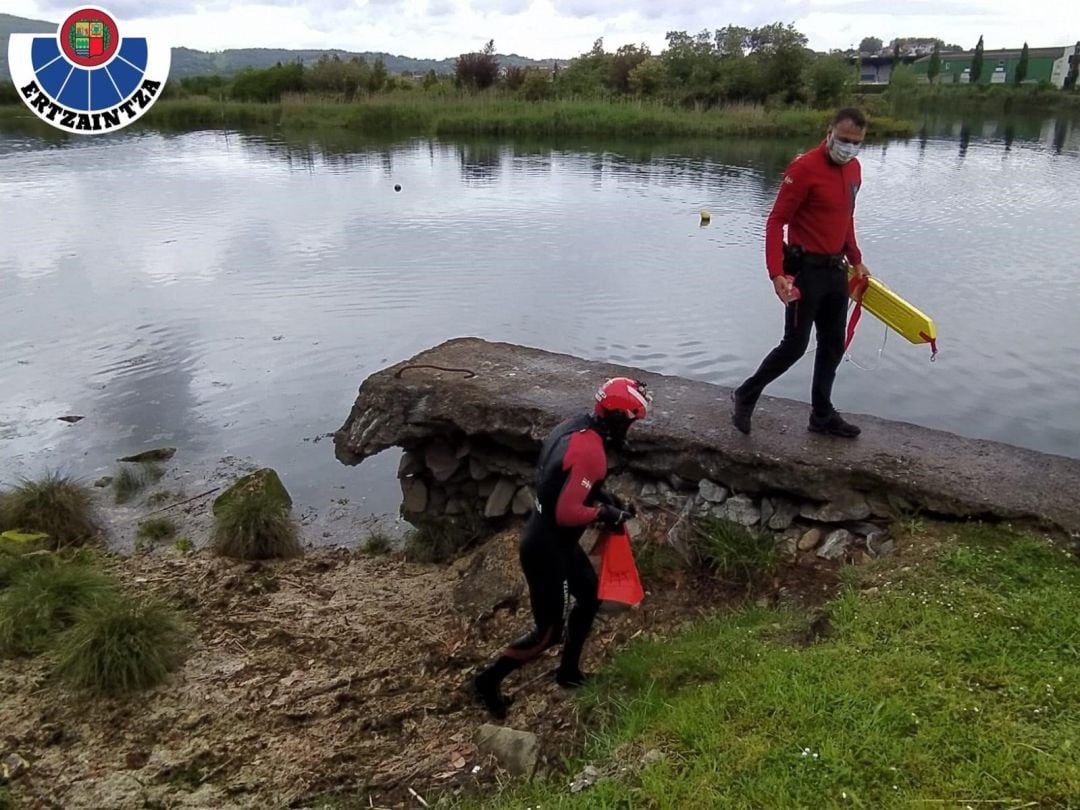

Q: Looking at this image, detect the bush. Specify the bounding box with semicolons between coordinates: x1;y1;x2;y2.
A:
362;531;393;555
405;516;485;563
691;516;780;586
136;518;177;543
53;593;188;695
0;473;103;548
210;489;302;560
113;463;165;505
0;559;116;655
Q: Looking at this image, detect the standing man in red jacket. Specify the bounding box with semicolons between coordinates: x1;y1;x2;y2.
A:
731;107;873;438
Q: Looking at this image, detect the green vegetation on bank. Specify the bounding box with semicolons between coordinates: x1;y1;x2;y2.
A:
1;477;189;694
457;523;1080;808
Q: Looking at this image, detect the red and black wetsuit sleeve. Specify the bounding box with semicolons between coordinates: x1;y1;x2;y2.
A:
554;430;606;527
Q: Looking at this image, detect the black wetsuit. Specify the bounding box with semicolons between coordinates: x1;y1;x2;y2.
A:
474;413;622;712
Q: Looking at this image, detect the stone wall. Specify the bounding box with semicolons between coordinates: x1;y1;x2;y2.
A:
337;338;1080;544
395;431;896;565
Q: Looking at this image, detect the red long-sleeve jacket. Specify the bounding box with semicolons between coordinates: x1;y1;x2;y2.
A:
765;141;863;279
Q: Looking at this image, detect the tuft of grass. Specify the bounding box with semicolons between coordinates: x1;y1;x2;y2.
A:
114;463;166;505
0;473;102;548
460;523;1080;809
136;518;177;543
0;547;54;589
691;516;780;586
113;467;147;504
0;785;10;810
404;515;486;564
174;536;194;555
145;491;175;507
0;559;117;655
53;592;188;696
362;531;393;555
210;489;302;560
632;537;688;583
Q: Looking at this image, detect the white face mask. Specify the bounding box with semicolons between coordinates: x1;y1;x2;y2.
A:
827;133;861;164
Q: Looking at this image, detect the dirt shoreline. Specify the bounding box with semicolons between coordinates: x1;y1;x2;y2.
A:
0;508;842;810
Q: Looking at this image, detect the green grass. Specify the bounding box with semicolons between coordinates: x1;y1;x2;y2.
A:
691;515;781;587
79;94;917;140
136;518;177;544
53;592;189;696
362;531;393;555
459;523;1080;808
404;515;487;563
113;463;167;506
0;558;117;655
0;473;103;548
174;536;194;555
210;488;302;560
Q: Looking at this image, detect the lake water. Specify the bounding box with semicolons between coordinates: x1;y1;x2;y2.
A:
2;115;1079;526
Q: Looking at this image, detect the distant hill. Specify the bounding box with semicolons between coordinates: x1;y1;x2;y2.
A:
0;13;565;81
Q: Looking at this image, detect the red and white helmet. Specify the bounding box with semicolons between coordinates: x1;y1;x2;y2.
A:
594;377;652;421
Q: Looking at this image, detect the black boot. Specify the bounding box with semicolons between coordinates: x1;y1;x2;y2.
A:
731;388;755;435
555;667;592;688
808;411;861;438
472;656;522;719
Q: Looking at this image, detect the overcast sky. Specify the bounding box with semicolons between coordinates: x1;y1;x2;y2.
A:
6;0;1077;59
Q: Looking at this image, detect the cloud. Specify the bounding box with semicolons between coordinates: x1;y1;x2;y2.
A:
471;0;532;14
11;0;1077;58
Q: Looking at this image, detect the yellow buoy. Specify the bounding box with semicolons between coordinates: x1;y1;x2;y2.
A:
699;209;711;222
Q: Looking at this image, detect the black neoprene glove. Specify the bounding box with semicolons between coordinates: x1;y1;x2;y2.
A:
597;504;632;530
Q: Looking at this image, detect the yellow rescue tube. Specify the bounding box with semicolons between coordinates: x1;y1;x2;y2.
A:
847;268;937;346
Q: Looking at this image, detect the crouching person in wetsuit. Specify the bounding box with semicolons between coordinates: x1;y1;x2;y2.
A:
472;377;652;719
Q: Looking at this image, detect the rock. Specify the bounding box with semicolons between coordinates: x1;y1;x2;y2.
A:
1;752;29;780
398;450;425;478
851;550;872;566
721;495;760;527
478;478;497;497
779;534;799;559
424;440;461;482
698;479;729;504
212;468;292;516
639;483;660;509
800;493;872;523
798;528;824;551
445;499;464;516
641;749;665;766
484;479;517;518
334;338;1080;538
469;456;491;481
428;489;448;515
118;447;176;463
817;529;854;560
452;534;524;613
660;482;682;509
768;498;800;531
868;535;897;558
474;724;539;777
569;764;601;793
511;487;534;516
668;473;691;491
604;473;638;503
58;415;84;423
455;441;471;459
401;478;428;514
759;497;775;528
94;476;113;488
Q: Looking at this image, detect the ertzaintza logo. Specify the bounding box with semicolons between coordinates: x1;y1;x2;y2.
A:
7;6;171;135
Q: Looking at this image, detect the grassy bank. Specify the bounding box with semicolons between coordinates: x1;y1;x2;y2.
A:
459;523;1080;809
0;93;916;140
